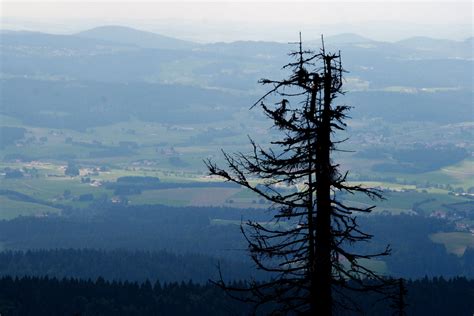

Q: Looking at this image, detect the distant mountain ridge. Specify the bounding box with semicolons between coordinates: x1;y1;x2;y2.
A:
76;25;198;50
0;30;132;49
2;26;472;49
1;26;472;127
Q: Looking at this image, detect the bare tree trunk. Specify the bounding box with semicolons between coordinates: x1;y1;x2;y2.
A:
313;56;334;315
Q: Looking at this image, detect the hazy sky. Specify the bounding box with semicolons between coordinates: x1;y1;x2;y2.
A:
1;1;472;42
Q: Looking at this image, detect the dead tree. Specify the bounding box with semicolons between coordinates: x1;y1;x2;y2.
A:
390;278;408;316
206;35;391;315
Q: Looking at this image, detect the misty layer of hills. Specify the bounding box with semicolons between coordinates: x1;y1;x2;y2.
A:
1;26;473;130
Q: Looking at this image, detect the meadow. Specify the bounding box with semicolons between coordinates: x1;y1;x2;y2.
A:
430;232;474;256
1;114;473;267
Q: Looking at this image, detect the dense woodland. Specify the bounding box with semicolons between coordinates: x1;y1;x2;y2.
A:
0;249;263;283
0;276;472;315
0;204;471;279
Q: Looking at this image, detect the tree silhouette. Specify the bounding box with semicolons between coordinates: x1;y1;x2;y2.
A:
206;35;391;315
390;278;408;316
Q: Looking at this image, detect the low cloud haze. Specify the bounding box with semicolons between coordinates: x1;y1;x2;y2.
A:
2;1;472;42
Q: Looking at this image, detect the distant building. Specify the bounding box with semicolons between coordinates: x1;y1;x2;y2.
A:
430;210;447;219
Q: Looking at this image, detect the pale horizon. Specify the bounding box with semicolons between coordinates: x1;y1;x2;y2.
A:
1;1;472;42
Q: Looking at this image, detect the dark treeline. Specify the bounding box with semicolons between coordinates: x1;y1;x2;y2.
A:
1;79;246;130
0;249;264;283
0;204;259;258
2;79;471;132
357;144;469;173
0;276;251;316
357;214;472;278
0;189;44;204
0;276;472;315
336;277;474;316
106;177;240;195
0;126;26;148
0;204;471;278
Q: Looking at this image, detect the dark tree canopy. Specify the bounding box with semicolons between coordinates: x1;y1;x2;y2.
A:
65;161;80;177
206;36;391;315
0;276;472;316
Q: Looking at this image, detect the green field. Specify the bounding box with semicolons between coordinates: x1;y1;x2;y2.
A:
128;187;240;207
0;164;471;220
0;196;61;220
440;159;474;189
0;177;108;204
210;219;242;226
358;258;388;275
1;113;473;221
341;189;470;215
430;232;474;256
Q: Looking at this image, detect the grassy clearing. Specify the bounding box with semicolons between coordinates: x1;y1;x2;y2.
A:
358;258;388;275
0;196;61;220
441;159;474;189
229;188;260;199
188;187;240;206
210;219;242;226
127;187;240;207
0;177;108;203
0;114;24;126
127;189;192;206
1;158;471;214
348;158;467;189
346;181;417;191
2;116;472;216
430;232;474;256
342;190;470;216
210;218;291;230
